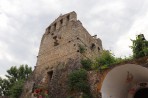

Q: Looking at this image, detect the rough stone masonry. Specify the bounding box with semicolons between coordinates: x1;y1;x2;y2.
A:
20;11;103;98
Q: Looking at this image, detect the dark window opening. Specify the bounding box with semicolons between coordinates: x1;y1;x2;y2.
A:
77;37;79;40
74;44;76;46
48;26;51;31
90;43;96;50
32;83;36;93
68;41;71;43
54;23;56;30
67;15;70;21
47;71;53;81
60;19;63;25
51;33;54;35
134;88;148;98
98;47;100;51
77;50;80;52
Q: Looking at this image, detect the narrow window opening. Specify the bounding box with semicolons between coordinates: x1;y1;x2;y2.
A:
47;71;53;82
48;26;51;32
77;50;80;52
98;47;100;51
67;15;70;21
74;44;76;46
54;23;56;30
60;19;63;25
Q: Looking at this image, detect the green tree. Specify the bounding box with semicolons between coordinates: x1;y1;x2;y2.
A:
0;65;32;97
10;79;24;98
131;34;148;58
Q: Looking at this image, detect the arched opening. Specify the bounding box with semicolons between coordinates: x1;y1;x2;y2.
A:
134;88;148;98
100;64;148;98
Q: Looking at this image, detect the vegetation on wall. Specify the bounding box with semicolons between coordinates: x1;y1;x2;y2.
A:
81;59;92;70
68;69;92;98
0;65;32;98
79;44;86;53
130;34;148;58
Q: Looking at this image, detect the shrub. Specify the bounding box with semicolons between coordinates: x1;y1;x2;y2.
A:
81;59;92;70
82;93;92;98
68;69;88;92
94;50;116;69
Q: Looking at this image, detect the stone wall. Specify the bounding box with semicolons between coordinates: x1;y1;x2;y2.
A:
20;11;103;98
35;11;103;79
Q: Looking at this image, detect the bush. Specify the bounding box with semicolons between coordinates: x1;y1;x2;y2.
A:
92;50;131;70
93;50;116;69
68;69;89;92
68;69;92;98
81;59;92;70
82;93;92;98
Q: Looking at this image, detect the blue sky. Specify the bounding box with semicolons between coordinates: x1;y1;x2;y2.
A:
0;0;148;77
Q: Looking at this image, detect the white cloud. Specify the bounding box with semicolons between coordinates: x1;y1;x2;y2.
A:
114;12;148;57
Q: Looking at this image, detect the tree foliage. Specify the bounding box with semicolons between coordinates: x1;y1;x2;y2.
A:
131;34;148;58
0;65;32;97
9;79;24;98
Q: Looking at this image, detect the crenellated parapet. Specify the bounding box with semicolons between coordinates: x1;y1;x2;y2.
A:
45;11;77;34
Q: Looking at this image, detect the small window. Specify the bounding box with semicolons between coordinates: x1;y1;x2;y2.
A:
47;71;53;82
54;23;56;30
98;47;100;51
48;26;51;31
60;19;63;25
67;15;70;21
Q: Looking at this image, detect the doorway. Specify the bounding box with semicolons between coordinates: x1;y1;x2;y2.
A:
134;88;148;98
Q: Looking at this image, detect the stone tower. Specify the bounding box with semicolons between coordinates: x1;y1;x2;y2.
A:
34;11;102;78
21;11;103;98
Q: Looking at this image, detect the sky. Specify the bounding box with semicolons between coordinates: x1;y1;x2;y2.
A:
0;0;148;78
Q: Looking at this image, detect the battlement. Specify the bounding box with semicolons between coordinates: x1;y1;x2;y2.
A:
46;11;77;34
